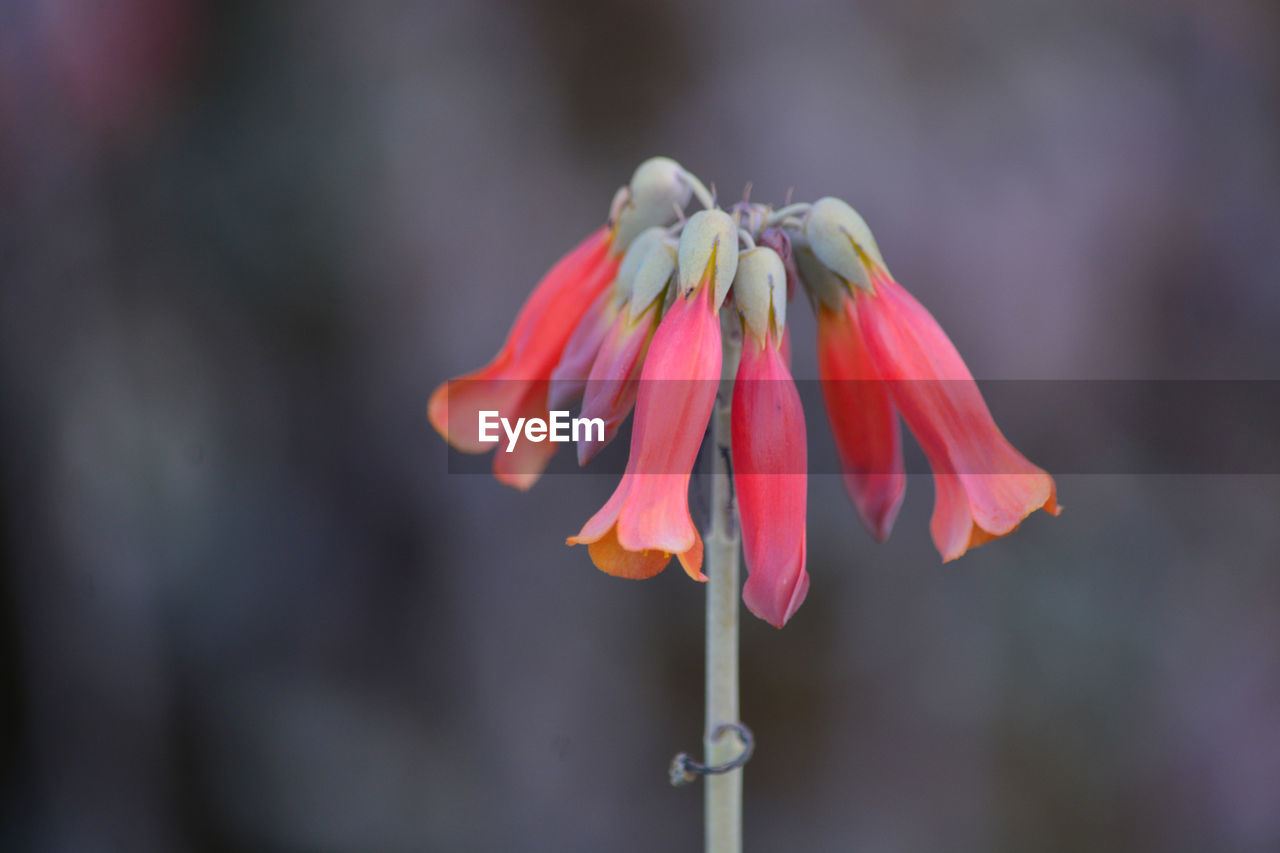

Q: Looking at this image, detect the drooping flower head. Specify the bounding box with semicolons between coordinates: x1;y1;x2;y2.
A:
429;159;1060;628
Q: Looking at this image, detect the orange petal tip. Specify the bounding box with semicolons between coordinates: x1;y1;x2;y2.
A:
584;527;671;580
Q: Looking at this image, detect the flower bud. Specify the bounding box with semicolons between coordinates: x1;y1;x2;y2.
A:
758;226;798;302
629;241;678;320
677;209;738;311
802;197;886;292
732;247;786;344
791;234;849;312
611;157;694;251
613;226;667;300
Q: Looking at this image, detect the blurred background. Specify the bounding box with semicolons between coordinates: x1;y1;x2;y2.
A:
3;1;1280;850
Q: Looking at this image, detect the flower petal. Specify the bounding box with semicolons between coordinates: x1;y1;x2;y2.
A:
675;533;706;583
577;304;657;465
744;537;809;629
426;369;520;455
614;281;720;563
566;461;629;547
816;299;905;542
569;272;720;582
855;270;1059;561
428;227;615;463
615;475;700;559
733;333;809;627
548;287;617;413
491;380;560;492
585;525;673;580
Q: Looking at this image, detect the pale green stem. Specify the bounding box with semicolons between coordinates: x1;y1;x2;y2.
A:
705;311;744;853
765;202;811;226
680;169;718;212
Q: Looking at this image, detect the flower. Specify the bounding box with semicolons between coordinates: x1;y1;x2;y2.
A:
575;240;674;465
428;158;694;489
813;291;906;543
427;227;618;489
567;210;739;580
730;247;809;627
792;220;906;542
429;159;1061;628
547;286;619;414
801;197;1059;561
547;226;668;415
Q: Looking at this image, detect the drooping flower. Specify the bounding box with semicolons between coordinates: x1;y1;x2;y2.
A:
547;226;667;414
797;237;906;543
427;228;616;489
546;286;618;414
802;197;1059;561
576;239;676;465
428;158;1061;630
814;298;906;542
729;247;808;627
567;210;738;580
427;158;693;489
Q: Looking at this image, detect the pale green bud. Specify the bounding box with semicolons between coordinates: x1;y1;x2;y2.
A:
613;227;667;300
677;209;738;311
629;241;678;320
802;197;887;292
611;157;694;251
732;247;786;344
792;234;849;312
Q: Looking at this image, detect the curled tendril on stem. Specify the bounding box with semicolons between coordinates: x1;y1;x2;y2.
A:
669;722;756;787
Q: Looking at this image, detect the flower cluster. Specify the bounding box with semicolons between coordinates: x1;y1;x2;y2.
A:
429;157;1058;627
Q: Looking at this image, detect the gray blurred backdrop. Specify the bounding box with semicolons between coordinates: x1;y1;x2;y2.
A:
3;1;1280;851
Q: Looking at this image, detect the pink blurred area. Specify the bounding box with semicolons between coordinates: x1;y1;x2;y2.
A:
43;0;199;135
2;2;1280;851
1;0;200;152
